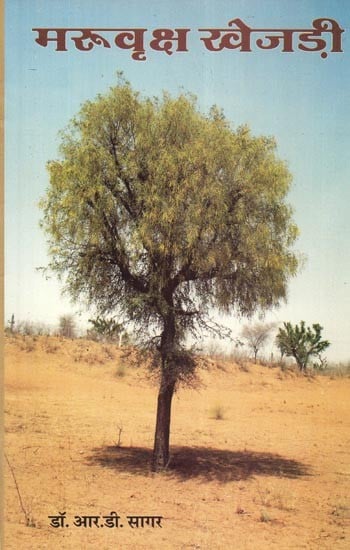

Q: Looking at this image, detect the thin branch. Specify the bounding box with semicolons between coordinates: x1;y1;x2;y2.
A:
5;452;30;524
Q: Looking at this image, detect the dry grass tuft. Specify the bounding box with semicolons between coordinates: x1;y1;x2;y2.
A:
259;510;272;523
210;404;225;420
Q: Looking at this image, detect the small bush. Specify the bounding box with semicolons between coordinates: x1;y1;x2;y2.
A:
255;484;295;511
210;404;225;420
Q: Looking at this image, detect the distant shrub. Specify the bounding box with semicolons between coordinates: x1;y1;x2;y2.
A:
241;322;276;362
276;321;330;372
87;316;132;346
5;316;52;337
58;314;76;338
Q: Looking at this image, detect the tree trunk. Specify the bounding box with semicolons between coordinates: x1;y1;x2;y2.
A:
151;306;177;471
151;373;176;471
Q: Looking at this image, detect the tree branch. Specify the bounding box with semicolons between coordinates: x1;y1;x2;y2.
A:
86;197;149;294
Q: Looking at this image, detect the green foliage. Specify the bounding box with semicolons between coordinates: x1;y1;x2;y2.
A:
88;316;123;340
276;321;330;371
40;76;299;377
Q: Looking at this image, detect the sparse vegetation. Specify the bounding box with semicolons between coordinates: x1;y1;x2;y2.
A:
255;482;295;511
5;453;39;528
5;332;348;386
6;317;52;337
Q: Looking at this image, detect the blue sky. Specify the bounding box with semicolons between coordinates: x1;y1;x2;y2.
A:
5;0;350;361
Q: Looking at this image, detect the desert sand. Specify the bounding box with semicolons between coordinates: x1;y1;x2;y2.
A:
4;335;350;549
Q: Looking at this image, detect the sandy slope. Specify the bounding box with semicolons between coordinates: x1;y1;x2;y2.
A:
4;335;350;549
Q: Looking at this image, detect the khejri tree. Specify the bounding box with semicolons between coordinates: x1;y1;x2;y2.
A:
40;78;299;471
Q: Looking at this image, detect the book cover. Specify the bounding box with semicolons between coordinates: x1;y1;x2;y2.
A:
4;1;350;548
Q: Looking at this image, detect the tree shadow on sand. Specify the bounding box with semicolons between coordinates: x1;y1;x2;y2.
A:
86;445;311;483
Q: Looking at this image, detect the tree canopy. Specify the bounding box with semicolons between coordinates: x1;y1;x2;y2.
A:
40;78;299;469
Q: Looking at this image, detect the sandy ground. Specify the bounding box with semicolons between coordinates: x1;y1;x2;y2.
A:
3;335;350;549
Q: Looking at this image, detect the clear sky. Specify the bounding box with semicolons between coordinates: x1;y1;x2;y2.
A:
5;0;350;361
